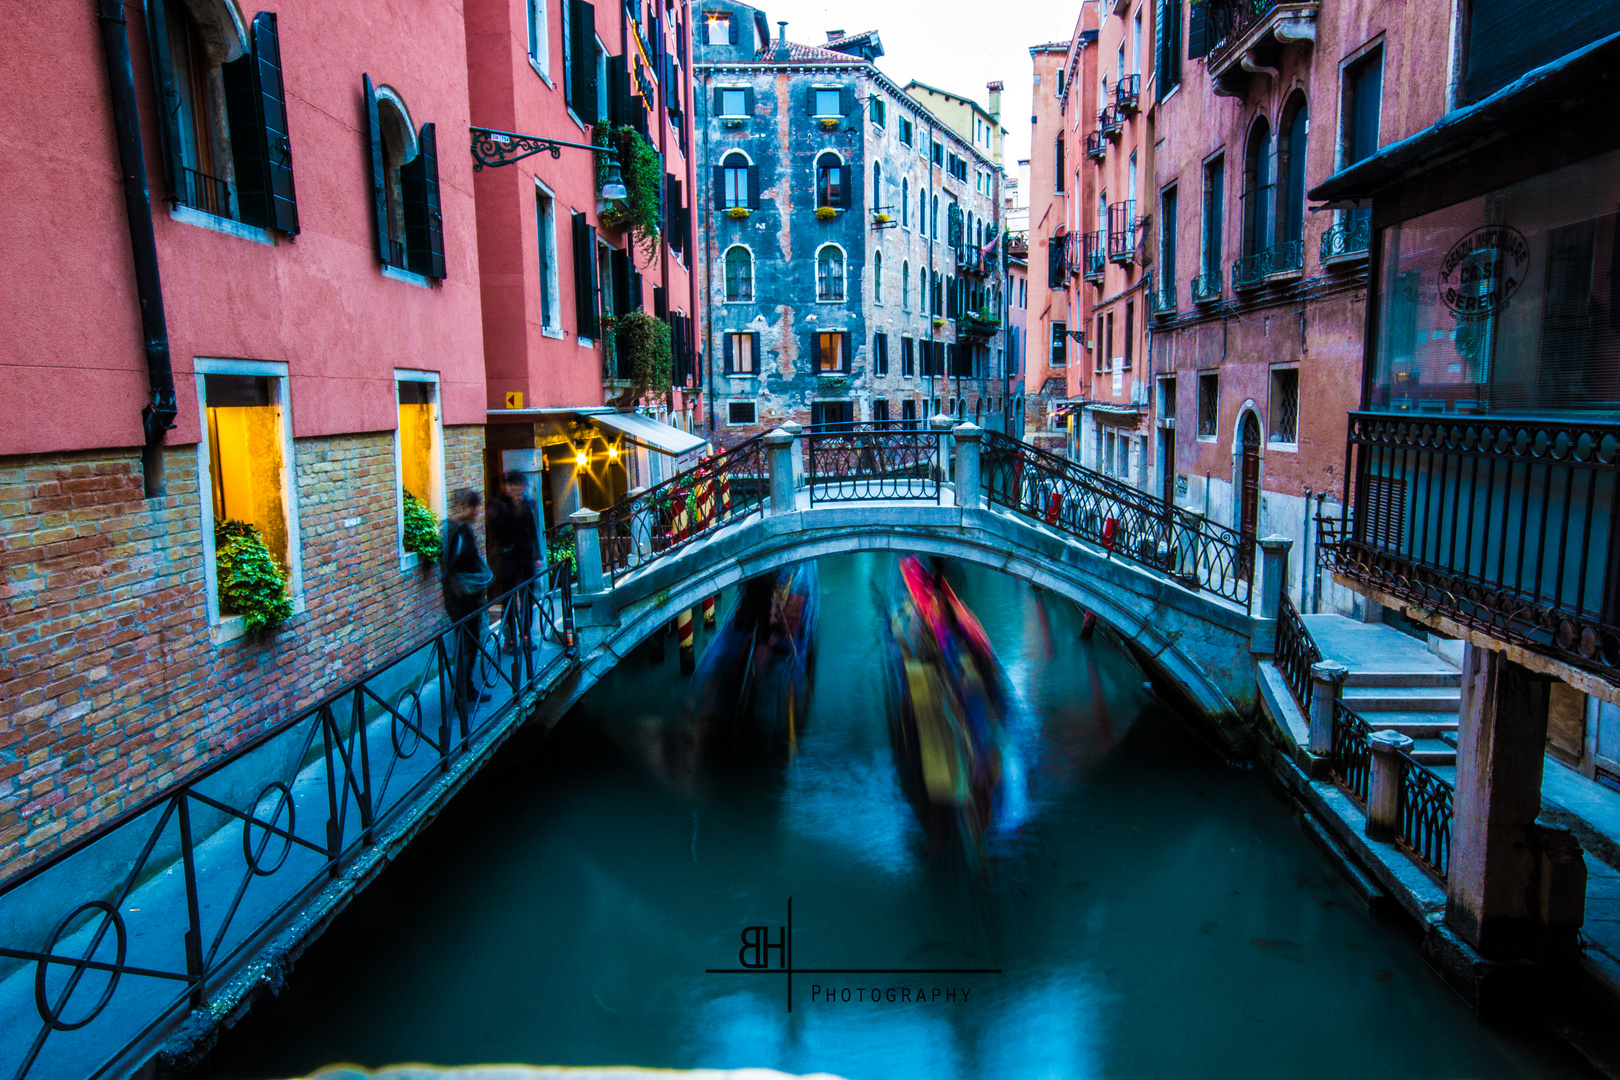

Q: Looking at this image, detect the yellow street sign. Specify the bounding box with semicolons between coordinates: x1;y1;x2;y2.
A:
505;391;523;409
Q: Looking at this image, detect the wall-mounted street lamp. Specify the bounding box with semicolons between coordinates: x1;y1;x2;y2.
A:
468;126;627;199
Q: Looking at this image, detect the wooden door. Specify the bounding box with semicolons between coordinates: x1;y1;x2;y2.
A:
1238;413;1261;581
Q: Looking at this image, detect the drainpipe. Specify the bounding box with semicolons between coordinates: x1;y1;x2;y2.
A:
97;0;178;497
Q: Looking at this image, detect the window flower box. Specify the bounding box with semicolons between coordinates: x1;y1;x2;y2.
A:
873;212;892;224
818;117;840;130
815;206;839;222
728;207;751;220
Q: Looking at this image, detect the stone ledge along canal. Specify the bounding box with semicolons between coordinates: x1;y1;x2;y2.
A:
202;553;1589;1080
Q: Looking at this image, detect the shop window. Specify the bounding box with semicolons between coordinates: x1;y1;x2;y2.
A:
397;374;445;561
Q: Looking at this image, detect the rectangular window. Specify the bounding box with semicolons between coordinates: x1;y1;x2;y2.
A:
902;336;915;376
727;331;756;374
1105;312;1115;368
1342;49;1384;169
874;332;889;376
396;373;444;563
719;87;747;116
814;87;843;116
705;13;731;44
728;400;757;425
1270;367;1299;444
535;185;559;329
1055;137;1065;192
811;400;854;426
1160;185;1178;300
528;0;549;75
902;398;917;424
1123;300;1134;370
873;399;890;423
816;331;849;373
1202;156;1224;278
1159;375;1177;419
197;359;301;629
1051;321;1067;367
1198;372;1219;438
870;96;886;127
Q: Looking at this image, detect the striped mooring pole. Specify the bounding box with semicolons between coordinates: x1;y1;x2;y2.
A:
678;608;696;673
702;594;716;627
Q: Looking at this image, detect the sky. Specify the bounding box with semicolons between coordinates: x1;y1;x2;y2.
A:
747;0;1078;184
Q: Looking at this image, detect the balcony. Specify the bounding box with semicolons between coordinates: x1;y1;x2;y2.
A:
1099;105;1124;139
1320;216;1371;266
1202;0;1319;94
1152;278;1177;320
1107;201;1137;266
871;205;899;230
1115;73;1140;116
1191;268;1222;304
1005;230;1028;260
1082;232;1106;282
1266;240;1304;281
958;311;1001;338
1324;411;1620;681
1085;130;1108;162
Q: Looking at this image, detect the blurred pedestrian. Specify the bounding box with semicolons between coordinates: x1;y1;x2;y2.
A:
488;470;540;656
443;488;492;711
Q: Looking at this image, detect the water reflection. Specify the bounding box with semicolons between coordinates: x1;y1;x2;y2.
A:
202;552;1586;1080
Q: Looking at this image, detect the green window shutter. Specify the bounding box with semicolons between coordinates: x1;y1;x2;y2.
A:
723;332;734;371
568;0;597;115
728;15;739;44
363;75;390;264
840;85;855;115
746;165;760;208
811;331;821;368
222;54;267;218
1188;0;1210;59
401;122;445;279
142;0;184;201
250;13;298;234
837;165;851;208
713;87;724;113
572;211;599;336
751;332;761;364
713;165;726;208
806;87;817;116
743;87;756;112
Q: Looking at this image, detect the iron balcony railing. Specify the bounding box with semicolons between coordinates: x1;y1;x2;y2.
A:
1327;411;1620;679
1205;0;1317;70
1274;591;1321;714
1115;73;1140;115
958;312;1000;338
1152;277;1178;320
1191;268;1223;303
0;568;575;1080
1232;250;1267;291
806;423;939;503
981;430;1254;606
1085;130;1107;162
1083;233;1106;282
596;435;768;585
178;166;231;218
1320;216;1372;264
1099;104;1124;138
1107;201;1137;265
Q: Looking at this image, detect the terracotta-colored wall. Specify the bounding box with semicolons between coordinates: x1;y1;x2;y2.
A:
1;0;488;457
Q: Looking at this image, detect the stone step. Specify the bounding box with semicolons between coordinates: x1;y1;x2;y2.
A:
1355;711;1460;739
1342;685;1461;713
1342;669;1462;689
1409;737;1457;767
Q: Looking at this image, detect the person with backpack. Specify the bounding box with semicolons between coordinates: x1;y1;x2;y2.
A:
443;488;493;712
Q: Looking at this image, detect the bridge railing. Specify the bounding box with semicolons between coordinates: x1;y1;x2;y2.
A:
0;566;575;1080
980;430;1254;606
805;423;939;503
1274;592;1321;713
597;435;768;586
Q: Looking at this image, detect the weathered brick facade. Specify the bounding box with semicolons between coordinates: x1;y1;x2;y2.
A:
0;425;484;874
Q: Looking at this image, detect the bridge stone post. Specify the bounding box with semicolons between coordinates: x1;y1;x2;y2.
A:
953;423;982;509
765;428;795;515
782;420;804;489
1366;728;1414;843
1308;659;1350;756
931;414;954;501
569;508;605;595
1250;535;1292;654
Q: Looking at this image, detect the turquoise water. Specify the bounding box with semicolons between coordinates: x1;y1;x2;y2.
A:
204;553;1585;1080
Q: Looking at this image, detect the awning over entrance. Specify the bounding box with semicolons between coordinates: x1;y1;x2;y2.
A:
589;410;708;457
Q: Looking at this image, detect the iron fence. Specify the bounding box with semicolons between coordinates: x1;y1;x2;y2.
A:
1329;699;1372;806
980;431;1254;606
1320;216;1371;263
596;435;768;584
179;167;230;218
1338;411;1620;677
807;424;939;503
1275;592;1321;714
0;567;575;1080
1191;268;1223;303
1395;749;1453;879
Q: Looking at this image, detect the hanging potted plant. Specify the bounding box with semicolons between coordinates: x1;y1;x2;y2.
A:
609;310;674;408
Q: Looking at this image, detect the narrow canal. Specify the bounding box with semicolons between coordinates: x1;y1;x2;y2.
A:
204;553;1587;1079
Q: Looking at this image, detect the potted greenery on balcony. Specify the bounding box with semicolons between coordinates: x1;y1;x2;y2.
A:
728;207;751;220
815;206;840;222
959;307;1001;337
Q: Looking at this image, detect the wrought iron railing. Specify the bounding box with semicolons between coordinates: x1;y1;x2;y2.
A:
1336;412;1620;677
1320;216;1371;263
0;568;575;1080
1232;241;1301;289
1191;268;1223;303
1329;698;1372;806
1275;591;1321;713
596;435;768;585
958;313;1000;338
1152;278;1177;320
1395;749;1453;879
1107;201;1136;265
1205;0;1308;67
981;430;1254;606
1099;104;1124;137
179;166;231;218
545;518;578;581
1083;233;1106;281
1085;130;1107;162
807;424;939;503
1115;73;1140;114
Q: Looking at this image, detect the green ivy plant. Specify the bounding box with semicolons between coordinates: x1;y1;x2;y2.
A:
214;519;293;633
610;310;673;408
595;124;664;261
402;490;442;562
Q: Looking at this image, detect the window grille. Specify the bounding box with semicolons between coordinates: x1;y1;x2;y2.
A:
728;401;757;424
1198;373;1219;437
1270;368;1299;443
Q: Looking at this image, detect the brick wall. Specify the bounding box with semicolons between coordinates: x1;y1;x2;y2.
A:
0;425;484;875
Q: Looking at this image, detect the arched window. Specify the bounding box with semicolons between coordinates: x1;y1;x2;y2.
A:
1275;93;1308;254
873;161;883;210
724;245;753;301
721;151;751;209
816;151;846;208
816;243;846;301
931;194;939;239
1242;116;1273;259
902;261;910;310
902;178;909;228
873;251;883;303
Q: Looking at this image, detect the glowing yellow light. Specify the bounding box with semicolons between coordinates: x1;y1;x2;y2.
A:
575;449;589;467
607;444;619;460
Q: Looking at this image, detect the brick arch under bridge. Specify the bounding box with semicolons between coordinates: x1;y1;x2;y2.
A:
536;501;1263;752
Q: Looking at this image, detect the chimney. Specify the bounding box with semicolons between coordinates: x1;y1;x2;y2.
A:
986;80;1003;122
826;29;844;41
775;21;789;60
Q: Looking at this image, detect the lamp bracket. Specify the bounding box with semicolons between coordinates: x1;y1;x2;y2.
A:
469;126;617;171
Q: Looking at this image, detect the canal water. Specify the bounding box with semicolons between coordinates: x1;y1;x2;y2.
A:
205;553;1586;1080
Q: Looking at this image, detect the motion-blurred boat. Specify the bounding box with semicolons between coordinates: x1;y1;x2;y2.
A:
691;561;820;766
881;556;1012;865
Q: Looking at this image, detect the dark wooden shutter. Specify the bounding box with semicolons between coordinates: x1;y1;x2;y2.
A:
806;87;817;115
1187;0;1210;59
728;15;738;43
629;268;643;311
723;331;734;372
654;284;667;317
609;56;630;126
222;54;267;217
744;87;756;112
143;0;185;202
746;166;761;208
840;333;852;372
750;332;761;369
811;331;821;369
401;122;445;279
838;165;851;208
250;13;298;234
363;75;390;264
568;0;596;115
712;87;724;113
611;247;631;317
840;85;855;115
572;211;599;336
712;165;726;208
1155;0;1169;100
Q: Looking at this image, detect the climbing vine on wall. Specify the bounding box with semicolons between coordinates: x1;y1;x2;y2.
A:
595;124;663;262
609;310;673;408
